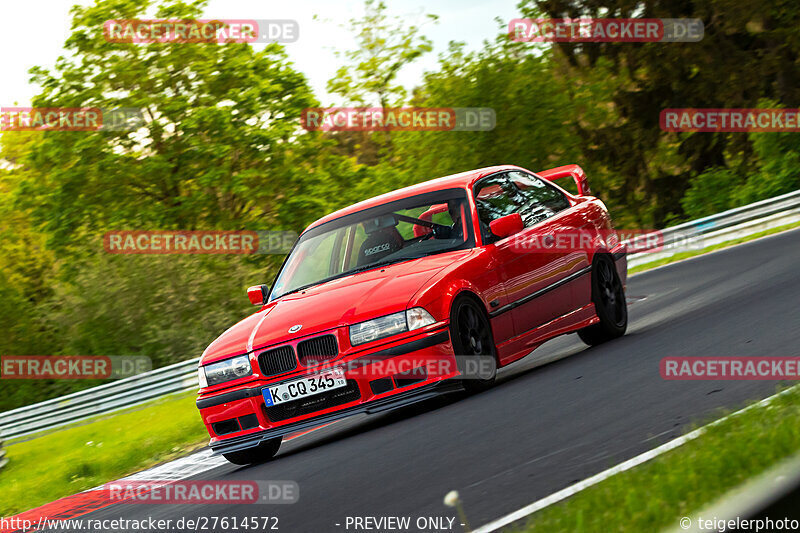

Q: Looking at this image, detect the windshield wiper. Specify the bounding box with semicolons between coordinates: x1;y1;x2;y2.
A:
275;282;322;300
338;258;411;278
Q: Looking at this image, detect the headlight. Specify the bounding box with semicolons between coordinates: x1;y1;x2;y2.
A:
197;366;208;388
201;355;252;387
349;307;436;346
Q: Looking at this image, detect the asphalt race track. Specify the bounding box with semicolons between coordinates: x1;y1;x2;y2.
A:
62;228;800;532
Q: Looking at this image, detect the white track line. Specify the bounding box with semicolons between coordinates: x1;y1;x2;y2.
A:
473;385;796;533
84;422;337;492
117;448;228;482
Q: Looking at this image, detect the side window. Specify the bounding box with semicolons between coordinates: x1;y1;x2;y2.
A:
507;171;571;227
474;175;520;241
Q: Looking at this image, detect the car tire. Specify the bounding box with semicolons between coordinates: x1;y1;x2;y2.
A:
578;254;627;346
449;295;497;393
222;437;282;465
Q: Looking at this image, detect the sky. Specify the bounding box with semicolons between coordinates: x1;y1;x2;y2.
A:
1;0;523;107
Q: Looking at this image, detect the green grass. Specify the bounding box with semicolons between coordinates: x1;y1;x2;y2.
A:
518;385;800;532
0;391;208;517
628;220;800;275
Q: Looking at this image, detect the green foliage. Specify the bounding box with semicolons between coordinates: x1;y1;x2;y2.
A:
49;253;263;367
681;167;744;219
393;37;581;181
327;0;438;107
682;101;800;219
322;0;438;166
526;0;800;226
736;130;800;204
22;0;318;248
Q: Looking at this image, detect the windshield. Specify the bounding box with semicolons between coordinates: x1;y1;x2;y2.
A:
270;188;474;300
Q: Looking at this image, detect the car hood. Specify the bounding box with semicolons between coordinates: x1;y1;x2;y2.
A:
201;254;461;364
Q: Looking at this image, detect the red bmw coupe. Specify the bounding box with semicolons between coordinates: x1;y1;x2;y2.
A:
196;164;628;464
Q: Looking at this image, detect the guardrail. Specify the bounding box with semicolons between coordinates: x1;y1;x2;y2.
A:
0;358;199;441
627;188;800;257
1;188;798;442
0;437;7;471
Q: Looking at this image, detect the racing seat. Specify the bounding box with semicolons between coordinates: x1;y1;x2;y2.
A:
357;226;404;266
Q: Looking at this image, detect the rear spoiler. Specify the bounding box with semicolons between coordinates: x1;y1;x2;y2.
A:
538;164;591;196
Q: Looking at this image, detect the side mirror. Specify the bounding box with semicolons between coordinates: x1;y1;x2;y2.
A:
538;164;591;196
247;285;270;306
489;213;525;239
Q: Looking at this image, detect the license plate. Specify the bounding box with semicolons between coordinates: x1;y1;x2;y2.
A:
262;367;347;406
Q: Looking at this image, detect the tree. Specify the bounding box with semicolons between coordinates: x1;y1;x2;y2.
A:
323;0;438;165
526;0;800;226
21;0;318;253
388;36;586;200
327;0;438;107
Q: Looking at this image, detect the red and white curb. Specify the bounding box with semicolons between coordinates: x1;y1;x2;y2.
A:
0;423;334;532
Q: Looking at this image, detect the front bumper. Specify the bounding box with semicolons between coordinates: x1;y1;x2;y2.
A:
208;380;463;455
197;327;459;455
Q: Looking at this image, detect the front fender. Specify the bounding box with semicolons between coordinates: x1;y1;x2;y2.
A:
407;248;514;344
